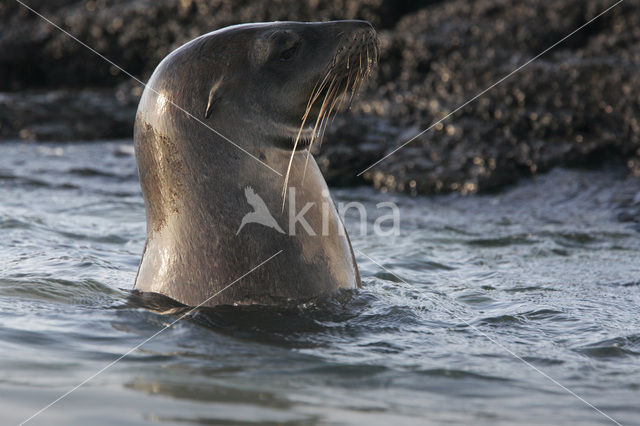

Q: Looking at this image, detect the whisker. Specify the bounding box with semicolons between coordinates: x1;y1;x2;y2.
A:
282;36;378;209
281;64;341;210
281;115;310;211
302;77;337;183
306;68;334;111
282;86;324;210
332;70;353;123
366;44;371;73
314;79;342;156
316;90;340;153
347;69;359;108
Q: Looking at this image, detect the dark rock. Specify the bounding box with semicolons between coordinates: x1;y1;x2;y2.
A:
1;0;639;195
347;0;640;195
0;0;434;91
0;82;139;141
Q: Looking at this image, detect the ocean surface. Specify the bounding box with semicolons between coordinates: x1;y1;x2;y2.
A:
1;140;639;425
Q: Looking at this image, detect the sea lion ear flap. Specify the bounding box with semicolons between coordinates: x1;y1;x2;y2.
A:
204;77;225;119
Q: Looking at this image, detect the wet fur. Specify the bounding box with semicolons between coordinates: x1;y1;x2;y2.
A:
134;21;375;307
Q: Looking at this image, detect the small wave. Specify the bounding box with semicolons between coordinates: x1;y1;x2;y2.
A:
68;167;123;178
477;309;566;327
465;234;537;248
574;335;640;358
0;217;35;230
0;277;122;304
416;368;511;382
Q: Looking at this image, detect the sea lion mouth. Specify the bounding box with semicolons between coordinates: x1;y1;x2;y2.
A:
274;125;314;150
281;27;379;206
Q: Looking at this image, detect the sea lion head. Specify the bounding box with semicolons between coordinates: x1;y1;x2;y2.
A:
240;20;379;146
137;21;378;150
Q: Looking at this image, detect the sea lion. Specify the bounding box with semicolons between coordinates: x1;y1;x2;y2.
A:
134;21;378;307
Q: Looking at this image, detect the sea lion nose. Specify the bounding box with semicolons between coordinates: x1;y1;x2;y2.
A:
352;20;376;35
324;20;376;40
352;20;377;42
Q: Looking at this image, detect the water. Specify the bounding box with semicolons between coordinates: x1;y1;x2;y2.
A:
1;140;639;425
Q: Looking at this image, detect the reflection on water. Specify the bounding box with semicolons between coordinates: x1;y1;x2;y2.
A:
1;141;639;425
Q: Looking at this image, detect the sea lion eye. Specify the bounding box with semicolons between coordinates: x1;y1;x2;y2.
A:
279;43;299;61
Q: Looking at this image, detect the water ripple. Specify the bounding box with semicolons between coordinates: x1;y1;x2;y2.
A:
0;142;639;425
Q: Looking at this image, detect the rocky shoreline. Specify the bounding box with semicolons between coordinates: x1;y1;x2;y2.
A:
1;0;639;195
